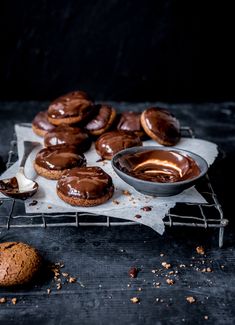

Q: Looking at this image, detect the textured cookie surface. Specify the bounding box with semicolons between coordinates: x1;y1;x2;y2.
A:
0;242;42;287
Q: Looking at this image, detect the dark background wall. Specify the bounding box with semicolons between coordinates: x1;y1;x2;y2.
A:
0;1;234;102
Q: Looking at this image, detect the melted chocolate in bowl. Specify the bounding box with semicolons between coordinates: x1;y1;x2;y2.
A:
116;150;201;183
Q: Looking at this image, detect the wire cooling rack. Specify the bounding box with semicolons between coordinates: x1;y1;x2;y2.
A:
0;126;228;247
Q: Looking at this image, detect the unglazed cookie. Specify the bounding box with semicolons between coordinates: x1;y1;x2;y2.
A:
0;242;42;287
95;130;142;160
140;107;181;146
47;91;94;125
44;125;91;152
85;104;116;136
57;166;114;206
34;145;86;180
117;111;145;138
32;111;55;137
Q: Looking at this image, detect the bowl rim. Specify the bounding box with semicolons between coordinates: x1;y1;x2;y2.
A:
111;146;209;187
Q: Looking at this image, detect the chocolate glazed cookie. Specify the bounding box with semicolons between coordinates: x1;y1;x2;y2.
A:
95;130;142;160
117;111;145;138
47;91;94;126
85;104;116;136
44;125;91;152
32;111;55;137
34;145;87;180
57;166;114;206
140;107;181;146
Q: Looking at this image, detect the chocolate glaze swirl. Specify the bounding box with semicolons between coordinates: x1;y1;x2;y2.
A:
95;130;142;159
44;125;91;152
48;91;93;119
57;166;114;199
85;104;113;131
35;145;86;171
32;111;55;132
116;150;200;183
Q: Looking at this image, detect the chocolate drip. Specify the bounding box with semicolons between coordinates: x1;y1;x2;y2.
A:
48;91;93;119
95;130;142;159
57;166;113;199
35;145;86;170
117;150;200;183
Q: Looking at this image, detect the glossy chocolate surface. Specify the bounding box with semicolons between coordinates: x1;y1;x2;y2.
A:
95;130;142;159
57;166;113;199
35;145;86;171
48;91;93;119
86;105;113;131
117;112;142;133
116;149;200;183
32;111;55;132
0;177;38;199
143;107;180;145
44;125;91;152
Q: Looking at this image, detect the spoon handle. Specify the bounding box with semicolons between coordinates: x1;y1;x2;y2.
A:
19;141;40;168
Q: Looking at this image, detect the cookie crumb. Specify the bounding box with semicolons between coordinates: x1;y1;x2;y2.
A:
127;284;131;288
11;298;17;305
204;316;209;320
68;277;77;283
0;297;7;304
138;287;142;291
166;279;175;285
160;253;164;257
186;296;196;304
162;262;171;269
56;283;62;290
62;272;69;277
122;190;131;196
48;205;52;209
47;288;51;295
196;246;205;255
130;297;140;304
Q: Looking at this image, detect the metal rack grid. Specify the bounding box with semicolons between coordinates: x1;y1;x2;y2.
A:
0;125;228;247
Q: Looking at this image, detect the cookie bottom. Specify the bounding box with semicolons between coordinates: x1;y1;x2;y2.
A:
48;116;82;126
57;186;114;207
34;162;64;180
32;124;47;137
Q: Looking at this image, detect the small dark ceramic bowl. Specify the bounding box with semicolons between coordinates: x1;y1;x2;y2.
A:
111;146;208;197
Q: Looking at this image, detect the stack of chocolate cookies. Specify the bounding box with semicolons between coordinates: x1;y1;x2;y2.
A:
32;90;181;207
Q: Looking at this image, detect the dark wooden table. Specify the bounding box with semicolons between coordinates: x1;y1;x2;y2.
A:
0;102;235;325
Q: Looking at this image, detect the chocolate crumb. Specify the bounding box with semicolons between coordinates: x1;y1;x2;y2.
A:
186;296;196;304
130;297;140;304
11;298;17;305
141;206;152;212
0;297;7;304
128;267;138;278
135;214;142;219
29;200;38;206
112;199;120;205
196;246;205;255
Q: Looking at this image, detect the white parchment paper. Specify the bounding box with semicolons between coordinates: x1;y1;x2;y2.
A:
0;124;218;235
